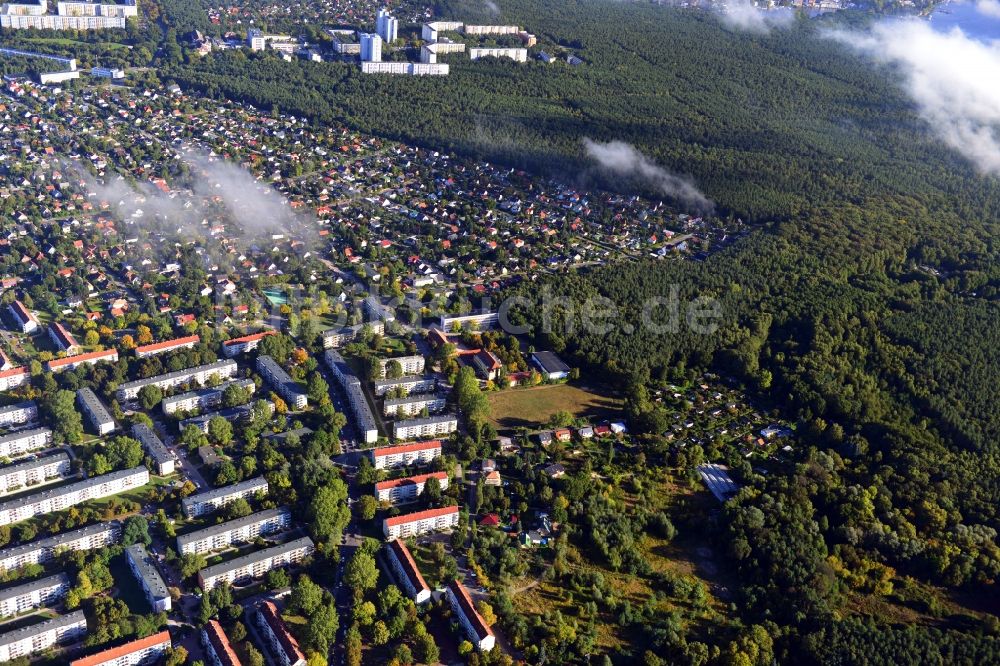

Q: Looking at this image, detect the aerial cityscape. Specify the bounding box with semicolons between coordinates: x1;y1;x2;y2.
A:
0;0;996;664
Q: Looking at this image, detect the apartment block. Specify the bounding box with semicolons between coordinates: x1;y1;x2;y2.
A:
131;424;175;475
256;355;307;410
176;507;291;555
48;322;80;353
0;428;51;459
383;393;446;418
46;348;119;373
438;312;499;331
221;330;275;357
446;579;495;651
0;366;29;392
134;334;199;358
0;572;69;618
115;359;238;402
382;505;459;540
0;400;38;427
392;414;458;441
77;387;116;436
374;471;449;506
70;630;172;666
179;402;269;435
197;536;314;591
370;440;442;470
125;543;171;612
372;375;436;397
386;539;430;604
0;610;87;661
320;321;383;349
324;350;378;444
0;452;71;496
469;47;528;62
0;522;120;573
6;300;38;333
255;600;306;666
202;620;240;666
160;378;256;415
181;476;268;518
0;467;148;527
378;355;425;376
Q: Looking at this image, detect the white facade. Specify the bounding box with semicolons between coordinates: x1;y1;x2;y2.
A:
0;428;51;459
376;8;397;43
160;378;256;415
382;505;459;540
6;301;37;333
386;540;430;604
46;348;119;373
181;476;268;518
393;414;458;441
378;355;425;376
361;61;449;75
116;359;238;401
0;453;71;496
446;580;495;651
126;543;171;612
221;331;274;357
256;356;307;409
131;424;175;476
198;537;314;591
69;631;171;666
375;471;449;505
373;375;436;397
0;573;69;618
177;507;290;555
324;350;379;444
469;47;528;62
360;33;382;62
371;440;442;470
0;367;29;392
0;401;37;428
383;393;446;418
77;387;116;436
0;522;120;573
0;13;125;28
0;467;148;527
0;610;86;661
57;1;138;18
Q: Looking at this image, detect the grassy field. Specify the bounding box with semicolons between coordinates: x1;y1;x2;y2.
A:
488;383;623;430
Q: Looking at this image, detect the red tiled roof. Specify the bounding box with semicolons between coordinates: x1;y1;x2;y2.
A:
375;471;448;492
259;601;305;665
135;334;200;355
0;366;27;379
50;322;78;349
384;505;458;528
70;631;171;666
204;620;242;666
389;539;430;596
448;579;494;641
9;300;35;324
223;330;275;346
46;348;118;368
372;440;442;459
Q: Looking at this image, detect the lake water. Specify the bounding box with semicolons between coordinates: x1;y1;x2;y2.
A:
923;0;1000;40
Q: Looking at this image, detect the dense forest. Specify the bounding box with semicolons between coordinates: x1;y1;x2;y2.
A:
151;0;1000;662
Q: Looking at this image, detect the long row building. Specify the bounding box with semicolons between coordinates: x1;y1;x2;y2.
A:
0;428;51;459
0;610;87;661
177;507;291;555
125;543;171;612
0;572;69;618
383;393;446;418
383;505;459;540
77;387;116;436
115;359;238;402
181;476;268;518
370;440;442;470
0;452;71;496
198;536;314;591
324;350;378;444
71;631;172;666
131;423;176;475
375;471;449;506
0;467;148;527
0;521;120;573
256;355;307;409
320;321;384;349
161;378;256;415
0;400;37;427
392;414;457;441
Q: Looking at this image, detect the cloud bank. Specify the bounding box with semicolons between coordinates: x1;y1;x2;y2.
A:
583;139;714;213
718;2;794;34
976;0;1000;19
827;20;1000;174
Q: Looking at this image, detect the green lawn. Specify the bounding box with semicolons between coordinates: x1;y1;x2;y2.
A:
488;383;622;430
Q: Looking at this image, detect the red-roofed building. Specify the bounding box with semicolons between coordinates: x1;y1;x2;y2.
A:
70;630;172;666
134;334;200;358
48;322;80;354
202;620;242;666
446;579;495;652
0;366;28;392
255;601;306;666
370;440;442;470
386;539;431;604
374;471;449;505
7;300;38;333
46;348;119;373
383;505;459;540
472;349;502;381
221;330;275;358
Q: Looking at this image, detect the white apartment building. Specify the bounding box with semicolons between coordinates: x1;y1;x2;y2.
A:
383;505;459;540
378;354;425;376
57;1;138;18
0;467;148;527
0;14;125;28
463;23;520;35
256;356;307;410
77;387;116;436
255;600;307;666
46;348;119;373
383;393;446;418
0;610;87;661
176;507;291;555
0;428;51;459
0;367;29;392
374;471;449;505
48;322;80;353
2;1;48;16
131;424;175;475
324;350;379;444
115;359;238;402
221;331;274;357
370;440;442;470
160;378;256;415
181;476;268;518
69;630;172;666
198;537;314;591
393;414;458;441
360;32;382;62
125;543;171;612
360;61;449;75
202;620;240;666
0;521;120;573
6;301;37;333
134;334;199;358
438;312;499;330
447;579;495;651
421;20;463;42
372;375;436;397
386;539;431;604
0;400;38;427
469;47;528;62
0;452;71;496
376;8;398;43
320;320;384;349
0;573;69;618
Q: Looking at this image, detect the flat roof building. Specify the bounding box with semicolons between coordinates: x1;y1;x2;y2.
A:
383;505;459;540
125;543;171;612
77;387;116;436
0;400;38;427
530;351;571;380
179;402;270;435
181;476;268;518
0;467;148;527
131;423;175;475
176;507;291;556
256;356;307;410
115;359;238;402
198;536;314;591
161;378;256;415
372;375;436;397
383;393;447;418
393;414;458;441
0;521;120;573
321;321;384;349
0;609;87;662
324;350;378;444
0;452;71;496
0;572;70;618
0;428;51;459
